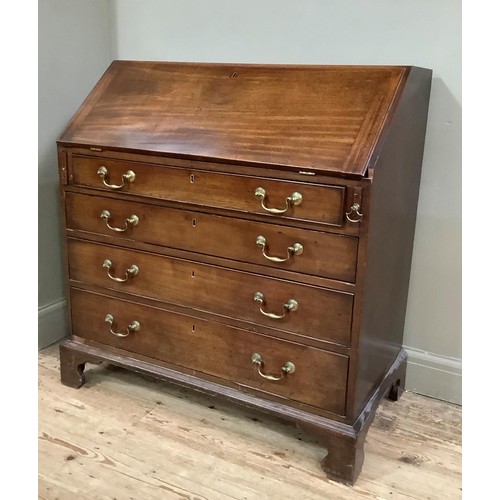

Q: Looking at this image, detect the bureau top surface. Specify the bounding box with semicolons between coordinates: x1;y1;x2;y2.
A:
59;61;411;177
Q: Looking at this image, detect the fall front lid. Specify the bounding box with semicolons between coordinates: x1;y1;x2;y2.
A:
58;61;409;177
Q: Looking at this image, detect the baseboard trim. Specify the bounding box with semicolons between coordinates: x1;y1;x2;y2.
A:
404;346;461;404
38;299;68;349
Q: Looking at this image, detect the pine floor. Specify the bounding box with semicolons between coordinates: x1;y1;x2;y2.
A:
38;344;462;500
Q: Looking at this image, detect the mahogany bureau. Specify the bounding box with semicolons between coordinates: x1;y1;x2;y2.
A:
57;61;431;484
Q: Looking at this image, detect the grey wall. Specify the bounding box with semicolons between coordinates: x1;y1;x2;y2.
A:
38;0;112;347
39;0;461;403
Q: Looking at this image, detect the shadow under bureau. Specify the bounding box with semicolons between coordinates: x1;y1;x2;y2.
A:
57;61;431;484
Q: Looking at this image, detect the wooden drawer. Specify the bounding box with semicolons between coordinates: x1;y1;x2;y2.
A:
70;288;348;415
66;192;358;282
70;155;346;226
68;239;354;346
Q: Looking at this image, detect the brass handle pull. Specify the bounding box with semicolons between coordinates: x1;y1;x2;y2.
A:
256;235;303;263
346;203;363;223
254;187;302;214
104;314;140;338
251;352;295;381
102;259;139;283
100;210;139;233
253;291;298;320
97;166;136;190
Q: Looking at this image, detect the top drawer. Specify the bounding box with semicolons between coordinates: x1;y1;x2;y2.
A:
70;155;346;226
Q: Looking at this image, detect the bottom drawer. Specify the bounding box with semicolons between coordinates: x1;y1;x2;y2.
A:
70;288;348;415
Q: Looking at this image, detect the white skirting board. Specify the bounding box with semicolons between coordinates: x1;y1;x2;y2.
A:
404;346;462;405
38;299;68;350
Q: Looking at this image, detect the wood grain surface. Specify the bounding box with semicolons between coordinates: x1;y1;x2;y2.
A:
70;154;347;225
65;192;359;282
69;288;349;414
58;61;407;176
39;344;461;500
67;241;354;346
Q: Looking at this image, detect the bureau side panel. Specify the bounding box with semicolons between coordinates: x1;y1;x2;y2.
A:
353;67;432;416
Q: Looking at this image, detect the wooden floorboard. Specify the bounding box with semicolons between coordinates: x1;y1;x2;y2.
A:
38;344;462;500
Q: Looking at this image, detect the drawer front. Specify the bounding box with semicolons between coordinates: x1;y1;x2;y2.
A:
66;193;358;282
70;288;348;415
68;239;353;346
71;155;346;226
